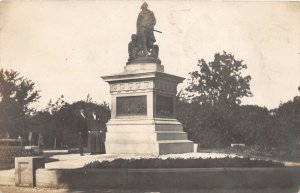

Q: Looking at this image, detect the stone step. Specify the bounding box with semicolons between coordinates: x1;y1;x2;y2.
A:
158;140;194;154
107;124;183;133
105;142;159;155
107;118;183;125
157;140;193;143
106;119;184;133
105;140;194;155
157;132;188;140
106;132;188;143
155;125;184;132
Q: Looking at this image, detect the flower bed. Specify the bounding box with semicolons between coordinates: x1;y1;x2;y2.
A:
84;157;283;169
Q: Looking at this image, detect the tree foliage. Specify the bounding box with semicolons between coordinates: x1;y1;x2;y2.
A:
184;51;252;107
230;105;270;145
176;99;234;148
178;53;299;150
30;99;111;148
0;69;40;137
271;96;300;148
177;98;300;149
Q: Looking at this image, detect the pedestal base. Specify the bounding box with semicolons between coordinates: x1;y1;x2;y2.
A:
105;118;194;155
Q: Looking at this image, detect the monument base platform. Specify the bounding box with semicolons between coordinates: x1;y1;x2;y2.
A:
105;118;194;155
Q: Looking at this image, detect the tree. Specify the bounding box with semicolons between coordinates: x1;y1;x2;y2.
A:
230;105;270;145
184;51;252;107
45;95;67;114
271;96;300;148
55;101;110;148
176;99;234;148
0;69;40;137
177;52;253;147
36;99;111;148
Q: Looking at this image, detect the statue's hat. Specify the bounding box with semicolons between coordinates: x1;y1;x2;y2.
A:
140;2;148;9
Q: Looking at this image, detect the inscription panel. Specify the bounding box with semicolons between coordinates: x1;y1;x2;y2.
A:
117;96;147;116
156;95;173;118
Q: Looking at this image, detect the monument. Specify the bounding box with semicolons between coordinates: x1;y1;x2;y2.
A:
101;2;194;155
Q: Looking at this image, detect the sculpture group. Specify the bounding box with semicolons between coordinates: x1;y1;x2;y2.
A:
127;2;161;64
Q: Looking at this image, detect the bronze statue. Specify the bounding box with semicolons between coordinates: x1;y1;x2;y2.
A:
127;2;160;64
128;34;142;63
137;2;156;56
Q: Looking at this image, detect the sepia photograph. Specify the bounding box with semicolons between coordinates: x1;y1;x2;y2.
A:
0;0;299;192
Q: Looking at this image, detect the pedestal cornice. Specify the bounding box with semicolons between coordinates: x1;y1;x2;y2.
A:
101;71;184;84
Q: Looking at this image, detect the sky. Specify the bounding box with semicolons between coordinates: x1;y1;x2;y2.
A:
0;0;299;110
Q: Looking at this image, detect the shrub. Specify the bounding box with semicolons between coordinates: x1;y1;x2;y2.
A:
83;157;283;169
0;147;38;170
176;101;234;148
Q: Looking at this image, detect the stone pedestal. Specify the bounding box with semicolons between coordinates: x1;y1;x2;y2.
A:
101;63;193;155
15;157;45;187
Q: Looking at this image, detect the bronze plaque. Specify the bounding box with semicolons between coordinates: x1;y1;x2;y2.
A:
156;95;173;118
117;96;147;116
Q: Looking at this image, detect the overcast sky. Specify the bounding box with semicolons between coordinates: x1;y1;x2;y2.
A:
0;1;299;110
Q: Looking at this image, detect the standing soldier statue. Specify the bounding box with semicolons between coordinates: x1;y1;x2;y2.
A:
127;2;161;64
137;2;156;56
